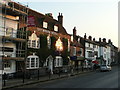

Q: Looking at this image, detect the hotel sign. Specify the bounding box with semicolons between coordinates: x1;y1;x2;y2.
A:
27;16;35;27
37;28;58;36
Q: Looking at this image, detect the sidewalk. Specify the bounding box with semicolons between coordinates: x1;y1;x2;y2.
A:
2;69;93;89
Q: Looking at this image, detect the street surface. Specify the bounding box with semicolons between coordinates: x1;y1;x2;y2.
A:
16;66;119;88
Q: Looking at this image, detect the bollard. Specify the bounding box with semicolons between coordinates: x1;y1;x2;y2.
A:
58;68;61;77
3;73;7;86
38;69;39;80
47;69;51;80
82;66;84;72
22;72;24;83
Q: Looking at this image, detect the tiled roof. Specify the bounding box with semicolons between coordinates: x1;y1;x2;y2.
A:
28;8;68;35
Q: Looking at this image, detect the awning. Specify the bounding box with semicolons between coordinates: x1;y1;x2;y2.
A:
70;56;85;61
92;60;99;64
70;56;77;61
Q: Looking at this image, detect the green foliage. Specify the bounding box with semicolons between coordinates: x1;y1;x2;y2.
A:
37;34;49;66
27;48;38;56
27;30;32;39
50;36;57;57
39;34;47;48
51;36;57;50
61;38;69;65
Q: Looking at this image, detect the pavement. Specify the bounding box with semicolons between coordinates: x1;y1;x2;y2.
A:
2;69;93;90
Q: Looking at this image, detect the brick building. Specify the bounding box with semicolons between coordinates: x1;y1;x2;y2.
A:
26;7;71;74
70;27;84;70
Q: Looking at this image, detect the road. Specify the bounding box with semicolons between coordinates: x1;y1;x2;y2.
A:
18;66;119;88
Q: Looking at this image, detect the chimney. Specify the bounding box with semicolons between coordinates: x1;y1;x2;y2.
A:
88;36;92;41
103;38;106;43
108;39;111;44
93;38;95;41
73;27;77;41
99;38;101;42
58;13;63;26
84;33;87;39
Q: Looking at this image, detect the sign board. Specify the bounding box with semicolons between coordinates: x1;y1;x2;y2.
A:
27;16;35;27
70;56;77;60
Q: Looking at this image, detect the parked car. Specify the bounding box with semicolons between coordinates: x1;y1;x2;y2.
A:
100;65;112;72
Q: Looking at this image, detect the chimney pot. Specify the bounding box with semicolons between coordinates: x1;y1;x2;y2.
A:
93;38;95;41
58;12;63;25
84;33;86;39
103;38;106;43
99;38;101;42
88;36;92;41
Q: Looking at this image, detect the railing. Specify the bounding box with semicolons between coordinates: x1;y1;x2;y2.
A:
0;27;26;39
7;2;28;14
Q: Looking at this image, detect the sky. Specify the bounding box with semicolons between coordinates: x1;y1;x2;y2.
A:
13;0;119;47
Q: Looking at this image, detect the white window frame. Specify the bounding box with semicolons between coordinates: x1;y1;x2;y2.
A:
73;47;76;56
54;25;58;32
26;57;39;69
43;21;48;29
28;31;40;49
55;56;63;67
68;39;70;52
71;36;73;42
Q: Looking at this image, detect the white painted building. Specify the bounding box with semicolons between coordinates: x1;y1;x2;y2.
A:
98;38;111;65
84;36;100;68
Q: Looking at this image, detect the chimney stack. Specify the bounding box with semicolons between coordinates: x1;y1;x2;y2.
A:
88;36;92;41
99;38;101;42
108;39;111;44
93;38;95;41
58;13;63;26
103;38;106;43
84;33;87;39
73;27;77;41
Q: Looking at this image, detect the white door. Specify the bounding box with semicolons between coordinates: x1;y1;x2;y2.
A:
48;58;53;74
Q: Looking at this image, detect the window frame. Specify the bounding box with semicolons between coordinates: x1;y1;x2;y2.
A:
54;25;58;32
26;57;39;69
43;21;48;29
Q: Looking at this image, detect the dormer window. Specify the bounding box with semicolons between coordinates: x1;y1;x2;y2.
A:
28;31;40;49
71;36;73;42
68;39;70;52
43;21;48;28
54;25;58;32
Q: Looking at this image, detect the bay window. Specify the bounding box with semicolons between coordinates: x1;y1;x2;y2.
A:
28;31;40;49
